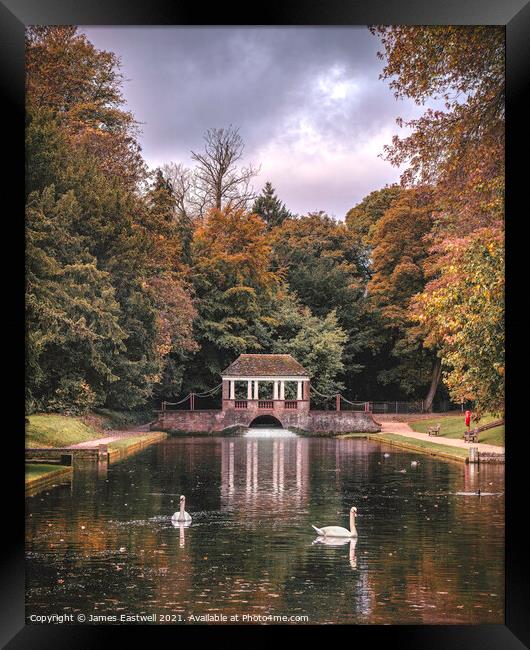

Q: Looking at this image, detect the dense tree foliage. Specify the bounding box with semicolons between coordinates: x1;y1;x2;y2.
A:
269;294;347;404
26;26;503;417
367;189;441;406
371;26;504;232
25;27;193;413
413;231;504;416
26;26;146;188
26;187;126;413
345;185;402;249
184;206;280;390
270;213;379;390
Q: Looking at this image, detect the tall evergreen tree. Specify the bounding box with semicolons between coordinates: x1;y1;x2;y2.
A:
26;187;127;413
252;182;292;229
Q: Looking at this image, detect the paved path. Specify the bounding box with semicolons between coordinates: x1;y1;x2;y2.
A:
70;423;153;449
378;420;504;455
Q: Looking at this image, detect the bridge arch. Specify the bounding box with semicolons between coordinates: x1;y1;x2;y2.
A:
248;414;283;428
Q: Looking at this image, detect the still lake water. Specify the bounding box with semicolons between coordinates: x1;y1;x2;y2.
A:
26;433;504;624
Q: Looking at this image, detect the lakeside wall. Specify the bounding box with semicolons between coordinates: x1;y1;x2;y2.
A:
152;408;381;433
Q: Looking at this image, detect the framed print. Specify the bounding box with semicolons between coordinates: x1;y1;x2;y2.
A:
2;0;528;647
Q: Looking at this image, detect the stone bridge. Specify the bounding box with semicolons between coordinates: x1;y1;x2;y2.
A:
152;405;380;434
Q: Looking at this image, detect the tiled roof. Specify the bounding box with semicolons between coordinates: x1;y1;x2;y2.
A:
221;354;309;377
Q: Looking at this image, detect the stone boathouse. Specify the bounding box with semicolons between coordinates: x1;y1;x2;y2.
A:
153;354;380;434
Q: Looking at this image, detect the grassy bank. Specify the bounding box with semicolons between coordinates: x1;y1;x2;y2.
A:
368;433;469;462
107;431;167;462
410;414;504;447
26;411;155;448
26;414;166;457
26;414;105;448
107;431;166;451
337;432;371;439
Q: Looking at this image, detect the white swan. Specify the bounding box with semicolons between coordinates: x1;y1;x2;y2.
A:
171;495;192;524
312;506;358;538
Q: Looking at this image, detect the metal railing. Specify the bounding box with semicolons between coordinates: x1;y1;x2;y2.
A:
161;387;472;415
368;400;424;414
366;400;474;414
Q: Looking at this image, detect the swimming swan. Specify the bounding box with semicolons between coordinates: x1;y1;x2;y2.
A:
171;495;192;524
312;506;358;538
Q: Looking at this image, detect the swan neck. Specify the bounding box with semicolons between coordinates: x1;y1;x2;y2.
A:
180;499;185;516
350;511;357;536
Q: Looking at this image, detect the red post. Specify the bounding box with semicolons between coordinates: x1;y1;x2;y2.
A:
465;410;471;429
336;394;341;411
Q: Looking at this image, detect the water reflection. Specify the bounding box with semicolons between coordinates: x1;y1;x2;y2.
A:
313;537;357;569
171;521;189;548
220;439;309;511
25;437;504;624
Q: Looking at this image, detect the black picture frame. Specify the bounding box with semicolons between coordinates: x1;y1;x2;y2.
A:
3;0;528;647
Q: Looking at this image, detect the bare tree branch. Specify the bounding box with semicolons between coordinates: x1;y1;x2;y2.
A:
190;126;260;215
161;162;195;225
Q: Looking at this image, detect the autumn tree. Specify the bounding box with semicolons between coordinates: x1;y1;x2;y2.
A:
368;189;440;407
252;181;292;229
345;185;402;249
26;26;146;188
371;26;504;233
372;26;505;412
140;170;197;400
413;231;504;416
25;27;191;413
185;206;280;391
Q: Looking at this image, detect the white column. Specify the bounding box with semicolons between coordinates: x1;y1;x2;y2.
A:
297;381;303;400
280;381;285;400
247;380;252;399
229;380;235;400
274;380;279;399
253;380;259;400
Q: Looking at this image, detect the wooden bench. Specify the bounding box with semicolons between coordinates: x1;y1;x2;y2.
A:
464;428;479;443
463;418;504;443
428;424;441;436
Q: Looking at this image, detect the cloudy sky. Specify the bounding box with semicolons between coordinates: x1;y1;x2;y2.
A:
82;27;426;218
